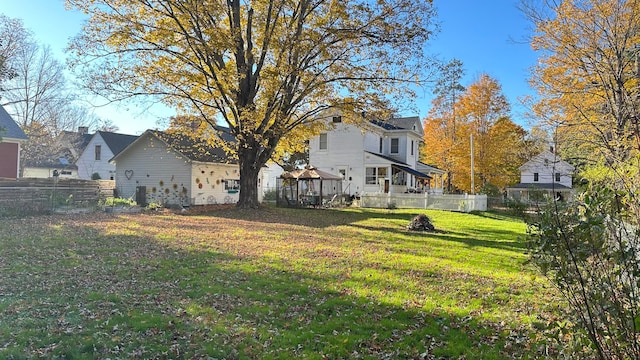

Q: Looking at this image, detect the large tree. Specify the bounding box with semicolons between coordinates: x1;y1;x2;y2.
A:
523;0;640;168
422;73;521;193
421;58;465;192
66;0;438;208
0;14;101;173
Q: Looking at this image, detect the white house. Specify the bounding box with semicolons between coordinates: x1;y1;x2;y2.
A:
110;129;263;206
76;131;138;180
507;149;575;202
309;115;444;196
21;128;92;179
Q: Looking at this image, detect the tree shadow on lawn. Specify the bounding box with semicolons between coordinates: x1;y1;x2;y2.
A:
351;223;527;254
187;204;417;229
0;218;543;359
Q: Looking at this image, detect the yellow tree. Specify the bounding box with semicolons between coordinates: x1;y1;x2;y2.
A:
66;0;438;208
421;96;456;191
421;58;465;192
454;74;511;192
524;0;640;168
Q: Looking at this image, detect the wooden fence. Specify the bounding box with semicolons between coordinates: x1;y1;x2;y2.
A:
0;178;115;216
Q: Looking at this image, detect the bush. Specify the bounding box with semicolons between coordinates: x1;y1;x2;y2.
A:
91;172;102;180
505;198;528;218
263;189;276;201
528;184;640;358
101;197;137;207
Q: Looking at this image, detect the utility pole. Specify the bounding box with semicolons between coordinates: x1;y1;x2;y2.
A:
470;133;475;194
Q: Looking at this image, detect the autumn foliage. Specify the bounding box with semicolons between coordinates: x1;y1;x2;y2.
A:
422;74;528;193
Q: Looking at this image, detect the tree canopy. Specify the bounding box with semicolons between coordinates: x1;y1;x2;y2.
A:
67;0;438;208
524;0;640;169
422;73;526;193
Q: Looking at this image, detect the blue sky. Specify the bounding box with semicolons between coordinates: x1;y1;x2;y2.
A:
2;0;538;135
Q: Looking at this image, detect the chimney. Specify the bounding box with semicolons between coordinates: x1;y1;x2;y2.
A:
78;126;89;135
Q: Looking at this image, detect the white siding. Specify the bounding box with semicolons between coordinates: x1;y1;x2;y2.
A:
310;122;365;195
114;134;192;205
520;151;573;188
76;133;116;180
23;167;78;178
191;163;242;205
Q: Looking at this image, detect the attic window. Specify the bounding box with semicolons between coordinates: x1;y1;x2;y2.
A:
555;172;561;182
534;173;539;182
95;145;101;161
332;116;342;123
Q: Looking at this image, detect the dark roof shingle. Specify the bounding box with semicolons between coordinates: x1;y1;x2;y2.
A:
0;106;28;140
99;131;139;156
152;128;238;164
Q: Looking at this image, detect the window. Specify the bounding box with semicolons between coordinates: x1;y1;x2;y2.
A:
379;137;383;153
411;140;414;155
332;116;342;123
365;167;387;185
392;167;406;185
95;145;101;160
319;133;328;150
365;167;377;184
225;179;240;190
390;138;399;154
533;173;539;182
555;172;561;182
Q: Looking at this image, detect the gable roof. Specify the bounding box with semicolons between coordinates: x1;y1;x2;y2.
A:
519;150;575;172
370;116;422;135
0;106;28;140
97;131;139;156
112;127;238;164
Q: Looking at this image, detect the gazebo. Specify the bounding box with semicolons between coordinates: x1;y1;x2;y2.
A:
276;166;343;207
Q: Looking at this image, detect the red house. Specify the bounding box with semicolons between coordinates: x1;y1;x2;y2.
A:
0;106;28;178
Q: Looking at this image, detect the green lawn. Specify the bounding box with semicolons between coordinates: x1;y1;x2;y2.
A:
0;206;561;359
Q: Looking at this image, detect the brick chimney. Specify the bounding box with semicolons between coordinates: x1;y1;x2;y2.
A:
78;126;89;135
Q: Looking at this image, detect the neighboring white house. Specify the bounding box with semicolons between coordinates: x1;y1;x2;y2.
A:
22;128;93;179
507;149;575;202
76;131;139;180
309;115;444;196
110;129;263;206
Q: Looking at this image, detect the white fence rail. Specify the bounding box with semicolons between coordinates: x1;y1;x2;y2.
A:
359;193;487;212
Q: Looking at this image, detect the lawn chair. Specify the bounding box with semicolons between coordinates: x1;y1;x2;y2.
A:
323;194;338;208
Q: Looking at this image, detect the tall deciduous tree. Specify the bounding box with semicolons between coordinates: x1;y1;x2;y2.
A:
423;73;521;193
422;58;465;192
523;0;640;167
66;0;438;208
456;73;511;191
0;14;103;173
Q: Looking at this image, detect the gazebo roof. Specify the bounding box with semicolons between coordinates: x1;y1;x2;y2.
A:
281;166;342;180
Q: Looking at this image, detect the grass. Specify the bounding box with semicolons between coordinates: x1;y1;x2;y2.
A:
0;206;562;359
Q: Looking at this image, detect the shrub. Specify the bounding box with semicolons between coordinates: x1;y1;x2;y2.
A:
528;184;640;358
91;172;102;180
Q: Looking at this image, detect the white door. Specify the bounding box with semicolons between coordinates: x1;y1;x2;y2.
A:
337;166;348;194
